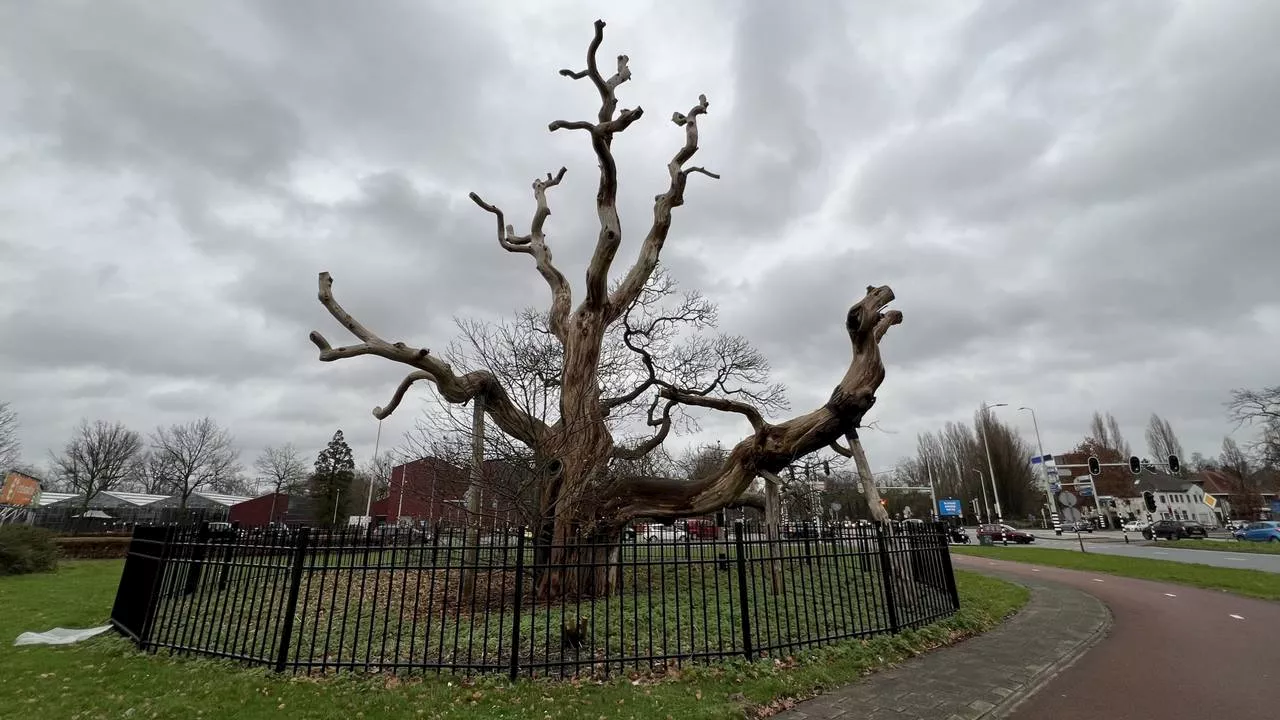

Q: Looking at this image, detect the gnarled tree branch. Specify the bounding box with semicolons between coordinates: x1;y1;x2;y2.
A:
659;387;766;434
605;285;901;520
310;272;550;445
607;93;718;323
469;167;573;340
552;19;644;311
611;396;676;461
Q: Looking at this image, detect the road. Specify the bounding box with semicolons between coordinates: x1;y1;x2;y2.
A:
1012;531;1280;573
953;555;1280;719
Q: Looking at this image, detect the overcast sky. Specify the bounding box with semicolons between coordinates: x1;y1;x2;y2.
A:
1;0;1275;481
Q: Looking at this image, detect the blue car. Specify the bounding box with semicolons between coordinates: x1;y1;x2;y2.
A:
1235;521;1280;543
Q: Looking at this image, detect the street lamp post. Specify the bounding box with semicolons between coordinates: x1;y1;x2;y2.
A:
924;456;939;521
1019;406;1062;535
980;401;1007;528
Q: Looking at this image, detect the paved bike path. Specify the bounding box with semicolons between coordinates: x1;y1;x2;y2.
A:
773;570;1108;719
957;556;1280;719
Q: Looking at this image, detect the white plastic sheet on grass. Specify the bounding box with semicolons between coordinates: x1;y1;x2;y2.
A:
14;625;112;646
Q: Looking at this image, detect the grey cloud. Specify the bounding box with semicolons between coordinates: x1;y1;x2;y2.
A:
1;0;1276;480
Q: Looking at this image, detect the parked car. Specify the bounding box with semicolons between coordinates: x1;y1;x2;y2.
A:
977;524;1036;544
1122;520;1148;533
1235;520;1280;543
1144;519;1209;540
1064;521;1094;533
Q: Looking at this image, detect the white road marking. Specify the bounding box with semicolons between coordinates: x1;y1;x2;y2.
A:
1230;614;1245;620
1164;593;1177;597
1031;568;1040;572
1226;557;1245;561
1155;551;1168;555
1092;578;1104;582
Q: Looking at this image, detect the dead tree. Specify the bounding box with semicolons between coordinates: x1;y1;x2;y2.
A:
311;20;903;598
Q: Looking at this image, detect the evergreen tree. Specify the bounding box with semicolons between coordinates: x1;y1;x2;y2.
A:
309;430;356;526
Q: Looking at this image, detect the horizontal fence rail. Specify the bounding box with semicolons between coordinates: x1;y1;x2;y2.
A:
110;521;960;679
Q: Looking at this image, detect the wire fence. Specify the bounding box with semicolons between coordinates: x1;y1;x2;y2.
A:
110;521;959;679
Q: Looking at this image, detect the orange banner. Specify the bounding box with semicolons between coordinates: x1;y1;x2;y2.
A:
0;471;41;507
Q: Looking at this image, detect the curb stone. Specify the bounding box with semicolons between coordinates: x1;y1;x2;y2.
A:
771;574;1110;720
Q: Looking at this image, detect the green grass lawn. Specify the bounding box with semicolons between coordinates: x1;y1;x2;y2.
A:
1;560;1027;720
146;541;954;676
952;545;1280;601
1148;539;1280;555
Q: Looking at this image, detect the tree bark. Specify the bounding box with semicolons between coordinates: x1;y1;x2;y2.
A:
761;470;784;595
462;396;485;598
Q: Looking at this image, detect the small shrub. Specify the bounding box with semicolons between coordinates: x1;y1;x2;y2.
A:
56;536;132;559
0;525;59;576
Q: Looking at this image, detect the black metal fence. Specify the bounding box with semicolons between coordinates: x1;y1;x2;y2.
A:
110;522;959;679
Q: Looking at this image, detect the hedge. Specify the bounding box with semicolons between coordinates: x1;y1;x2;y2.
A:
0;525;59;575
55;536;133;559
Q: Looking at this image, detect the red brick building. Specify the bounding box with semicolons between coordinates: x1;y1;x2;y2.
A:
228;493;319;527
371;457;534;527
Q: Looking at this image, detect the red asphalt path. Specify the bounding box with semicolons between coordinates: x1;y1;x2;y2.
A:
953;555;1280;719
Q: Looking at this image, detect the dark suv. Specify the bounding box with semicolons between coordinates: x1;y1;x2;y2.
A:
1144;519;1209;540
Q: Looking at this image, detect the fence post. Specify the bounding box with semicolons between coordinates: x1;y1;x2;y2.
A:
274;526;311;673
217;522;240;591
183;521;211;596
874;523;901;633
508;529;526;681
938;524;961;610
733;522;754;660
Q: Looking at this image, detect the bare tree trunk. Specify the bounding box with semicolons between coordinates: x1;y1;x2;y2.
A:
761;471;785;595
462;396;485;598
848;432;890;523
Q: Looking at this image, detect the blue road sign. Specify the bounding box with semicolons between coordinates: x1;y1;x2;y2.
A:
1080;484;1094;497
938;498;962;517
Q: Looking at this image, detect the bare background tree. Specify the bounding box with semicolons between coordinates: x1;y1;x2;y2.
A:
1228;385;1280;468
49;419;142;508
899;412;1040;522
126;452;169;494
149;417;242;508
310;21;904;596
1145;413;1185;465
1088;411;1132;459
254;444;309;496
0;401;20;470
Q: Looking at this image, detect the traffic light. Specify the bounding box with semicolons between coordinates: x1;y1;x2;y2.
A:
1143;490;1157;513
1168;454;1180;474
1087;456;1101;476
1128;455;1142;475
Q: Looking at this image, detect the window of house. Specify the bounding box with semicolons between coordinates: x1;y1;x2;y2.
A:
1159;495;1166;504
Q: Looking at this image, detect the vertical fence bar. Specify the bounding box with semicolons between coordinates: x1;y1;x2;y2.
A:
939;525;961;610
274;527;311;673
183;522;211;596
732;522;753;661
874;523;900;634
